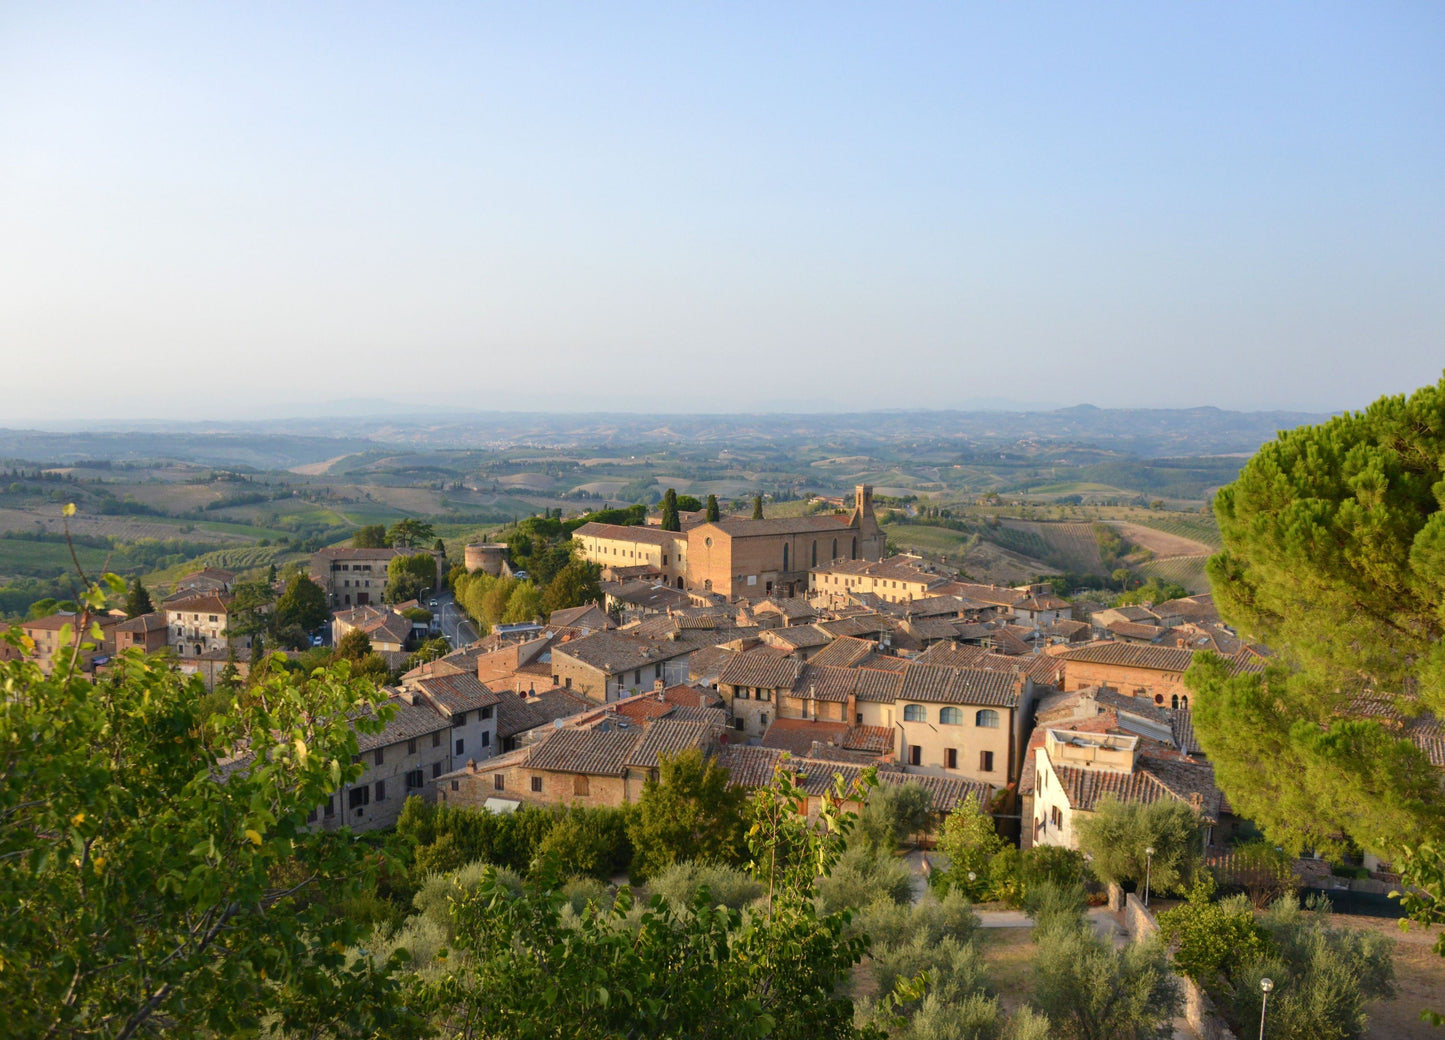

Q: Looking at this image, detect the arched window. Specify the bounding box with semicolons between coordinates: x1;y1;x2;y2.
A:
1171;694;1179;710
1180;694;1189;709
811;540;817;567
851;537;858;559
975;709;1000;728
782;544;789;571
903;704;927;723
940;706;963;725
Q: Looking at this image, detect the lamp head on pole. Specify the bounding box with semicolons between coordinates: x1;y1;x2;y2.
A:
1260;977;1274;994
1145;846;1155;857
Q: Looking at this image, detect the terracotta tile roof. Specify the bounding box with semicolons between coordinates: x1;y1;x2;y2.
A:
845;724;895;754
525;726;642;776
754;598;818;621
573;521;679;546
21;611;82;632
807;636;876;669
628;719;716;768
689;644;740;682
718;647;804;691
524;687;595;726
709;515;854;537
660;684;723;708
605;580;692;611
762;625;835;649
794;664;871;702
552;630;695;674
548;604;611;630
713;744;786;787
898;663;1020;708
811;556;950;586
762;718;851;756
1107;620;1168;641
1057;642;1197;673
354;693;450;753
164;594;232;615
903;594;993;617
905;617;965;641
312;547;407;561
494;691;550;739
1052;756;1221;822
816;614;892;639
853;667;907;702
1171;710;1201;756
946;583;1026;608
115;612;167;634
1017;593;1071;611
915;642;992;667
416;673;502;714
857;653;908;673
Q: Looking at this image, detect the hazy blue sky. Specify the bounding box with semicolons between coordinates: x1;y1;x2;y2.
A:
2;3;1442;421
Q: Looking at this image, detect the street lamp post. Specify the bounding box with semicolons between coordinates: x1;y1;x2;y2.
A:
1259;977;1274;1038
1144;846;1155;907
967;871;978;899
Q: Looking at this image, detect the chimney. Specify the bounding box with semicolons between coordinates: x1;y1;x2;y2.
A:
467;758;477;772
653;678;666;694
847;692;857;727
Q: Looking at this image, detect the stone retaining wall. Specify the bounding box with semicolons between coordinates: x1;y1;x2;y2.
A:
1121;893;1239;1040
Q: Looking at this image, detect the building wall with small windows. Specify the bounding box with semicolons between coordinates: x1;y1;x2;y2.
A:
321;727;452;833
436;756;635;811
895;699;1018;786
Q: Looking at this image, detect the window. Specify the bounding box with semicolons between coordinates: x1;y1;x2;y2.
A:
323;796;334;818
405;769;424;790
734;718;745;731
940;706;963;725
856;712;863;725
348;787;370;809
374;748;384;766
432;762;442;778
374;780;386;801
851;537;857;560
979;750;995;772
832;539;838;560
574;775;590;796
1180;695;1189;709
903;704;926;723
208;615;218;623
494;774;505;791
811;541;817;567
782;545;789;571
481;731;490;747
530;776;543;793
634;671;642;685
946;748;958;769
451;780;459;792
453;712;467;727
408;738;417;754
1051;806;1063;828
909;745;922;766
758;687;771;701
456;739;464;756
480;706;493;720
975;709;1000;728
432;732;441;748
759;712;768;727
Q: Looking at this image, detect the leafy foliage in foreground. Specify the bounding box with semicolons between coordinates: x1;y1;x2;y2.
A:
0;610;420;1039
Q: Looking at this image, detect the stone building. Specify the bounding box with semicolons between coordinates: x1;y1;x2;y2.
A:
1053;642;1265;711
164;594;247;658
573;485;887;601
309;546;443;610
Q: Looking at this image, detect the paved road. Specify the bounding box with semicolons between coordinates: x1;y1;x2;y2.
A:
431;590;478;646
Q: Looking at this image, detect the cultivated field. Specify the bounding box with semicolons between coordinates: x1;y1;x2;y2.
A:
998;520;1105;574
1133;554;1211;593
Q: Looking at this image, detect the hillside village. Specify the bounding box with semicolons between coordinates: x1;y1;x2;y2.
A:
15;482;1411;874
8;464;1444;1039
